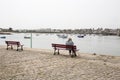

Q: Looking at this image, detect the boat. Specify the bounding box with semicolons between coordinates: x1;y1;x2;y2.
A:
77;34;85;38
24;36;31;39
57;34;68;38
36;34;39;36
78;35;84;38
0;36;6;39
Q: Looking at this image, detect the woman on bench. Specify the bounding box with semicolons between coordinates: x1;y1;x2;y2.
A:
66;38;76;57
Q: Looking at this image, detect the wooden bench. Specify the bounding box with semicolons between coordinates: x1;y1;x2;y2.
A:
52;43;78;57
5;41;23;51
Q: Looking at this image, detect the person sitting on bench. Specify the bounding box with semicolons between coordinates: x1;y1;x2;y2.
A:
66;38;76;56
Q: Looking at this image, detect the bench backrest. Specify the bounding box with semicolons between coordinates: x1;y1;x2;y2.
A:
5;41;20;45
52;43;76;50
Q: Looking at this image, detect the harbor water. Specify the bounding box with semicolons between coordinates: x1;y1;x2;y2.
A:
0;33;120;56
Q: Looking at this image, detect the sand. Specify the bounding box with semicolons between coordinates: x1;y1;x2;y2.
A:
0;45;120;80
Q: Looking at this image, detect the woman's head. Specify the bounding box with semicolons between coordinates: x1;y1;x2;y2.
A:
68;38;72;41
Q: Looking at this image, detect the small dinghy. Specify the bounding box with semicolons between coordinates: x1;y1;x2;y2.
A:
24;36;31;39
77;34;85;38
0;36;6;39
57;34;68;38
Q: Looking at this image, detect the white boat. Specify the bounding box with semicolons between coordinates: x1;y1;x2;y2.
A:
36;33;39;36
57;34;68;38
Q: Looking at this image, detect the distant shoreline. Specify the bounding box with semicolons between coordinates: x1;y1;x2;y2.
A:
0;32;120;37
0;32;12;35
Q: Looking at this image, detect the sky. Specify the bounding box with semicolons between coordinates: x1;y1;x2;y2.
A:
0;0;120;29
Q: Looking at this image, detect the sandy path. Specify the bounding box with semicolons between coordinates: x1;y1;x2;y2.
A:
0;46;120;80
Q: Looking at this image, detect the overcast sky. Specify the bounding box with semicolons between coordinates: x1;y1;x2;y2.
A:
0;0;120;29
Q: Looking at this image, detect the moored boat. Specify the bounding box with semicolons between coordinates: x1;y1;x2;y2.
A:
0;36;6;39
77;34;85;38
57;34;68;38
24;36;31;39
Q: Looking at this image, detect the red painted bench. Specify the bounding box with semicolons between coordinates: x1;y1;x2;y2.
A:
52;43;78;57
5;41;23;51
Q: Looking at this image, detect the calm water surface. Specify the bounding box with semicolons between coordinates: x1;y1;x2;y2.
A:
0;33;120;56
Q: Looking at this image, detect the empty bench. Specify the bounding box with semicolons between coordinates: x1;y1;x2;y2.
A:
5;41;23;51
52;43;78;57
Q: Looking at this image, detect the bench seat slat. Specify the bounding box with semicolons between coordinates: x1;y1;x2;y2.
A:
52;44;76;50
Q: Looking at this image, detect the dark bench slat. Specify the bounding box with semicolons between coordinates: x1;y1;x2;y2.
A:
52;44;76;50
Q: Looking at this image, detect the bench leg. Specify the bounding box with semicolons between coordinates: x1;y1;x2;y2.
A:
6;45;9;50
69;50;72;56
71;50;77;57
16;49;18;51
16;45;19;51
54;49;56;55
69;50;74;57
58;49;60;55
72;51;77;57
11;45;13;49
21;45;23;51
74;52;77;57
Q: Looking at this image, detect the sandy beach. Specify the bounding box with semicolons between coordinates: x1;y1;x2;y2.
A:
0;45;120;80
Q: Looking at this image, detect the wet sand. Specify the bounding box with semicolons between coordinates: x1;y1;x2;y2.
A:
0;46;120;80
